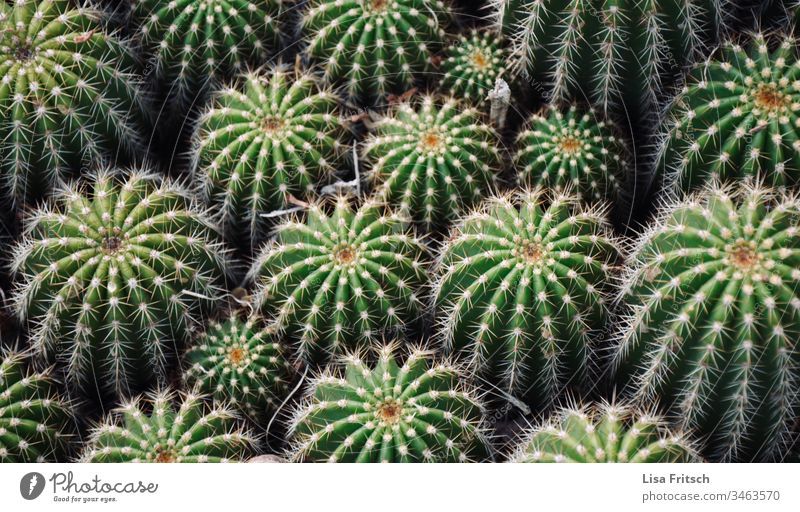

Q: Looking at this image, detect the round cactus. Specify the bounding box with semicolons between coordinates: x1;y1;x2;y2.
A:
11;170;229;397
613;182;800;461
434;188;618;403
363;95;502;230
658;33;800;193
184;313;292;422
301;0;449;101
0;351;72;462
290;344;489;462
439;30;509;104
512;402;697;463
82;390;256;462
193;68;345;245
514;105;627;203
0;0;146;206
130;0;282;107
251;196;428;364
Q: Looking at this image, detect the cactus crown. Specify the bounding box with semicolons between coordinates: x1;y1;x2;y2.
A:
440;30;509;103
614;182;800;461
513;402;697;463
290;344;490;462
82;389;256;462
251;196;428;364
0;351;72;462
11;169;229;397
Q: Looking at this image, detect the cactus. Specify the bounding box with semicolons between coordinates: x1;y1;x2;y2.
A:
0;0;146;206
11;170;229;398
82;389;256;462
184;313;292;422
0;351;72;462
363;96;502;230
514;104;627;203
512;401;698;462
193;68;345;245
251;196;428;364
290;344;489;462
440;30;509;104
434;188;618;403
658;33;800;193
613;182;800;461
130;0;282;108
301;0;449;101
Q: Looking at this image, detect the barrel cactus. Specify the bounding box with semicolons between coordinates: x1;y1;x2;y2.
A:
251;196;428;364
193;68;344;245
514;104;627;203
301;0;449;101
0;0;146;206
290;344;489;462
363;96;502;230
434;188;617;403
440;30;509;104
82;390;256;462
658;33;800;193
613;182;800;461
184;313;292;422
0;351;72;462
512;402;698;463
11;170;229;397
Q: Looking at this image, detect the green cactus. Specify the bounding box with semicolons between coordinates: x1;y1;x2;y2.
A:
251;196;428;364
82;390;256;462
658;33;800;193
0;351;72;462
0;0;146;206
193;68;345;245
512;401;698;462
301;0;449;101
11;170;229;398
290;344;490;462
434;188;618;403
514;104;627;203
184;313;292;422
613;182;800;461
440;30;509;104
363;95;502;230
130;0;282;107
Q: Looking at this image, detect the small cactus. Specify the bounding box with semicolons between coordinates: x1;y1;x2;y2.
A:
11;170;229;398
184;313;292;423
301;0;449;101
512;402;698;463
0;351;72;462
440;30;509;105
82;390;256;462
613;182;800;461
290;344;490;462
0;0;146;206
658;33;800;193
251;196;428;364
434;188;618;403
363;96;502;230
514;105;627;203
193;68;345;245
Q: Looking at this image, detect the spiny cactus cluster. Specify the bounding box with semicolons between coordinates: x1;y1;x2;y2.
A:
82;390;256;462
658;34;800;193
512;402;698;463
193;68;345;244
290;344;489;462
613;182;800;461
0;0;146;205
11;170;228;397
0;351;72;462
439;30;509;104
